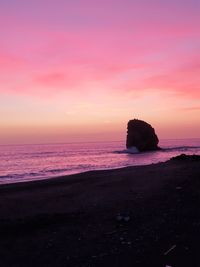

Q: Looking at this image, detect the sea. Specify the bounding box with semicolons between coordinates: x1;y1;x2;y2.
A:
0;139;200;184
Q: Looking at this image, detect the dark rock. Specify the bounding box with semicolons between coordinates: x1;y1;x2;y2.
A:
170;154;200;161
126;119;160;151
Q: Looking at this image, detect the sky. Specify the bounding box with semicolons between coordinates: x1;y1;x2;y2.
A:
0;0;200;144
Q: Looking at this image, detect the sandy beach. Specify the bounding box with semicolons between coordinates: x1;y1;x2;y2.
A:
0;157;200;267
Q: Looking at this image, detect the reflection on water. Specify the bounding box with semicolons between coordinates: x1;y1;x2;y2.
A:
0;139;200;184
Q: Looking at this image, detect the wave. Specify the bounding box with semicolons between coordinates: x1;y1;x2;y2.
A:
114;146;139;154
0;165;92;181
162;145;200;152
43;167;74;174
114;145;200;155
0;172;40;180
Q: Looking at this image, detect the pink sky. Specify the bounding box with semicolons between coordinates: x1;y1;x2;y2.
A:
0;0;200;144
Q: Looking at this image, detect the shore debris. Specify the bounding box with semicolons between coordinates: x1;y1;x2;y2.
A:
164;245;176;256
116;213;130;222
105;229;128;235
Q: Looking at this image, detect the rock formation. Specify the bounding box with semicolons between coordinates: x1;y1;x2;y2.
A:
170;154;200;161
126;119;159;151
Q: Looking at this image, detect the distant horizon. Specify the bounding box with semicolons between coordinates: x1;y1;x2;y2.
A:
1;136;200;147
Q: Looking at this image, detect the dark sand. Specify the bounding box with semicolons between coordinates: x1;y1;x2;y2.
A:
0;158;200;267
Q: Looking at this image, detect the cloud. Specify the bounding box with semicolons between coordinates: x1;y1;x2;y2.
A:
179;106;200;111
35;72;67;87
0;0;199;100
0;53;27;71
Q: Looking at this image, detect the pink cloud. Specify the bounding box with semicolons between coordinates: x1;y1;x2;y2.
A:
141;57;200;98
0;0;199;100
35;72;67;87
0;53;27;71
180;106;200;111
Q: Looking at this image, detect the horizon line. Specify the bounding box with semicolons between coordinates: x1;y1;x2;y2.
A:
1;137;200;147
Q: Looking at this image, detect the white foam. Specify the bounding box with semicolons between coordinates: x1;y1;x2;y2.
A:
126;146;139;154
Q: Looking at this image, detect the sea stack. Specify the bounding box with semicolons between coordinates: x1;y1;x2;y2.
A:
126;119;159;151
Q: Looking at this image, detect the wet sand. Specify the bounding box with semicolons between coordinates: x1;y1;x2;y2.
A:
0;157;200;266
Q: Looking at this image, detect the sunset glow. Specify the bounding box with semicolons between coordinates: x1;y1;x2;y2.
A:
1;0;200;144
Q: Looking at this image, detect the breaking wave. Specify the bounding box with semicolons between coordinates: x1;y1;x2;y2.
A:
162;146;200;152
114;146;139;154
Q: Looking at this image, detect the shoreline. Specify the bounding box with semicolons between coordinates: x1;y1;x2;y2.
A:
0;158;200;266
0;161;166;188
0;153;197;187
1;141;200;186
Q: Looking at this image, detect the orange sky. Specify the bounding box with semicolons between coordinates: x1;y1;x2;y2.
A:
0;0;200;144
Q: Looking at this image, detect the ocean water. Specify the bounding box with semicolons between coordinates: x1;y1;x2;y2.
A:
0;139;200;184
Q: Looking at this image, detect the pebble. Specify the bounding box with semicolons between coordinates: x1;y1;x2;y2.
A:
116;215;123;221
176;186;182;190
116;213;131;222
124;216;130;222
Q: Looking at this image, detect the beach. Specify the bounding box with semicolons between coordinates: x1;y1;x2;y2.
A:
0;158;200;267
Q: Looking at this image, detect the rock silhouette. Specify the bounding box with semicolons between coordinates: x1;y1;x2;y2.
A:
170;154;200;161
126;119;159;151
